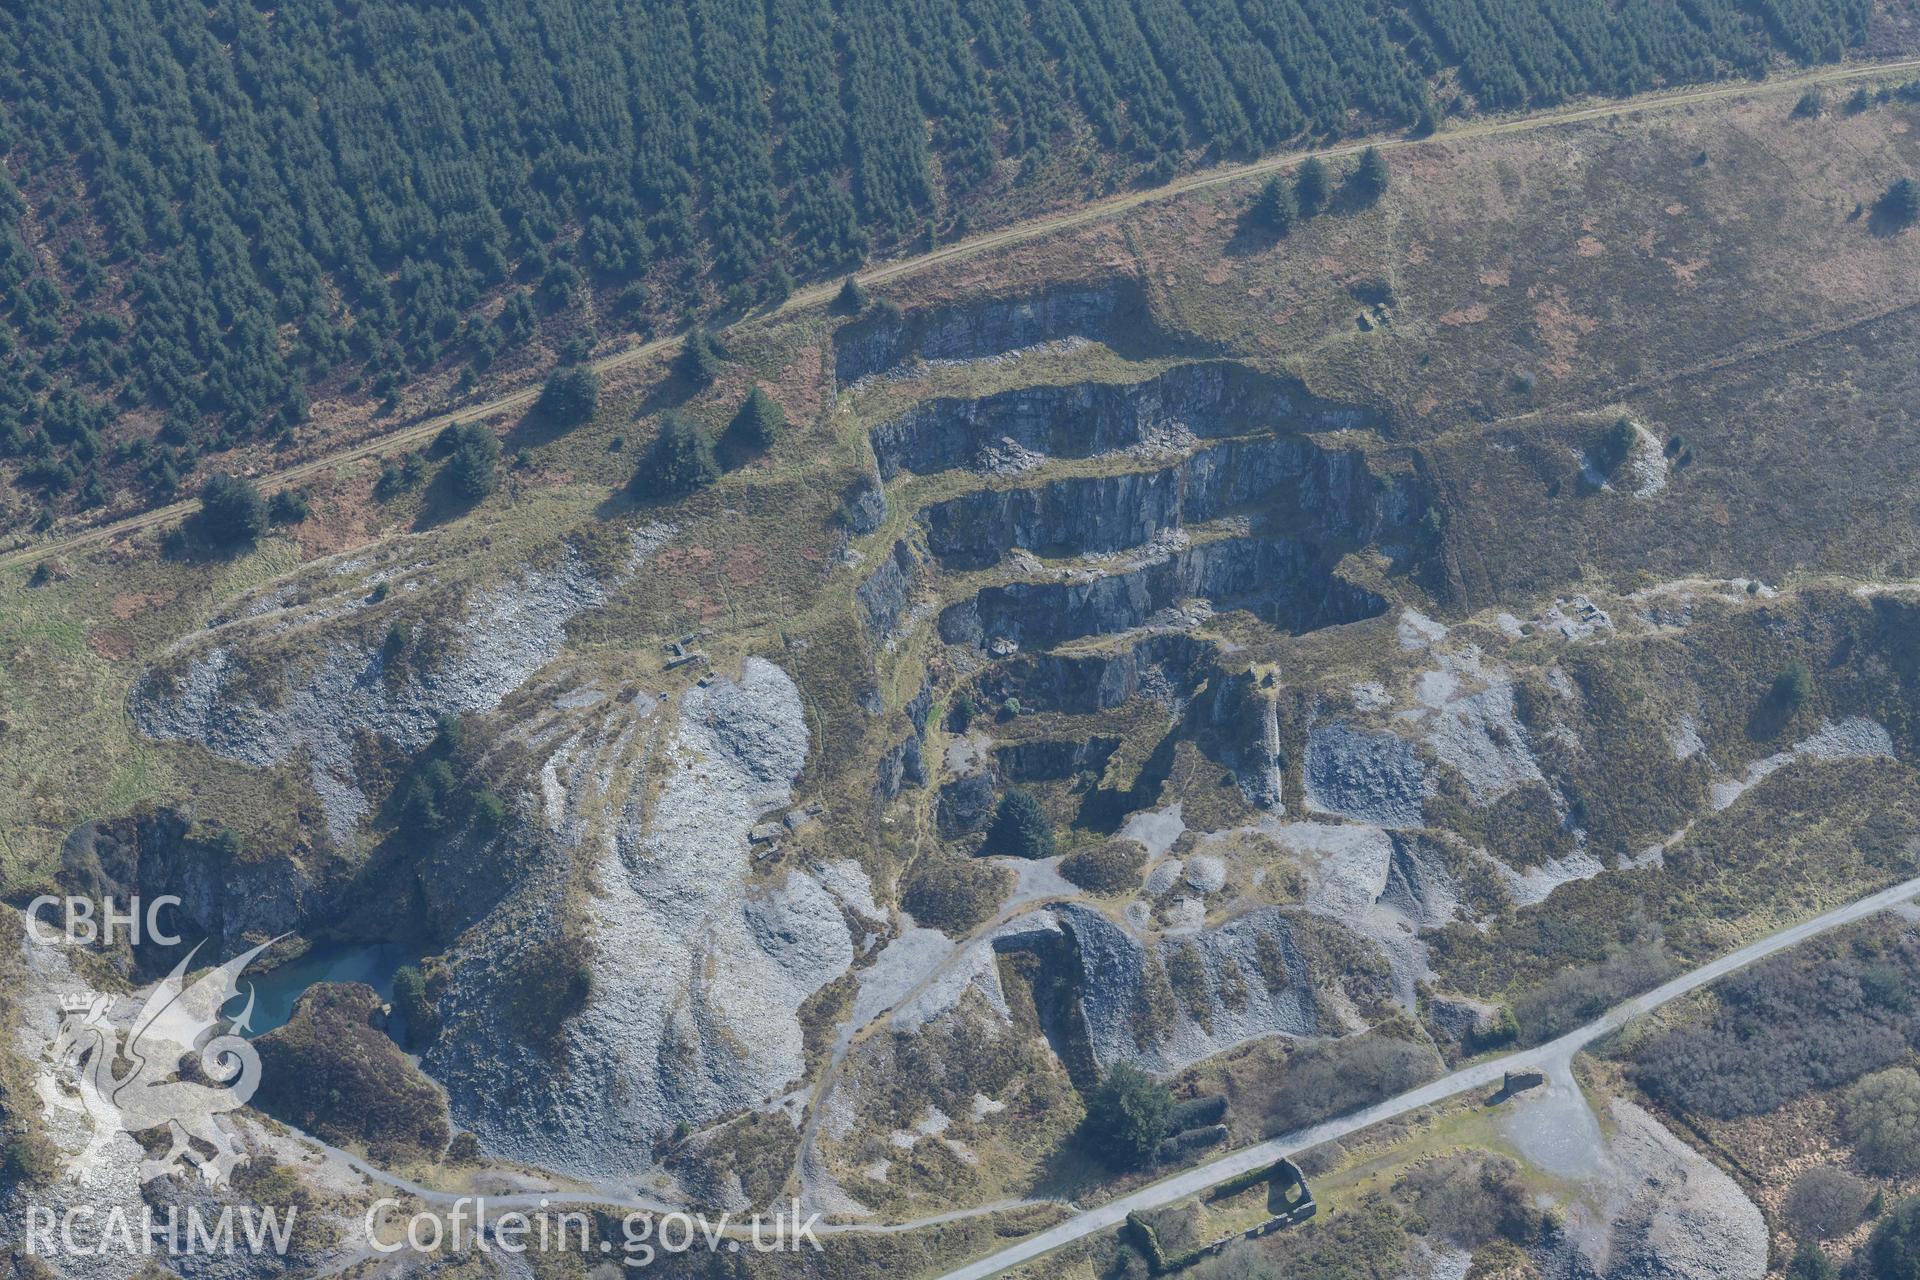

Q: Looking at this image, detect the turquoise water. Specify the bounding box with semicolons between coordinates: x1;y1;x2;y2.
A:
231;941;422;1037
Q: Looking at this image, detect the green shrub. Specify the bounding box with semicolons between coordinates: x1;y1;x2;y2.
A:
1878;177;1920;230
399;757;455;834
375;453;426;500
677;327;723;387
535;364;601;426
268;488;311;525
990;789;1055;859
1;1131;57;1187
1515;939;1671;1044
1259;1034;1437;1136
390;964;437;1048
1785;1167;1872;1241
1597;417;1639;473
1462;1005;1519;1053
253;985;449;1163
1059;839;1149;893
472;789;507;829
834;276;868;314
632;411;720;498
1631;929;1920;1120
1253;176;1294;233
1788;1241;1836;1280
444;422;501;500
1772;659;1813;711
1083;1062;1172;1168
1864;1197;1920;1280
1294;156;1329;218
731;386;786;450
1347;146;1388;206
901;856;1011;934
1395;1152;1545;1247
511;929;593;1049
1846;1068;1920;1175
199;473;267;547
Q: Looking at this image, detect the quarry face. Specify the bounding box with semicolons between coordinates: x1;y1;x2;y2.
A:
8;73;1920;1280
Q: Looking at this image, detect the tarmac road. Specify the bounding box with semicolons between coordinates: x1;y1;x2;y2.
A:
931;872;1920;1280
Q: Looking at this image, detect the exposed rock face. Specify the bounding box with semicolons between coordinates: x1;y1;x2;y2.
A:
979;633;1210;714
1056;903;1318;1075
924;467;1185;570
57;810;319;961
1380;834;1467;929
840;471;888;534
1425;992;1504;1047
1305;722;1429;827
877;677;935;800
920;435;1393;569
7;927;174;1280
937;770;998;837
1419;677;1545;805
130;551;605;843
834;282;1146;384
855;541;922;641
877;733;927;801
938;537;1385;651
870;361;1375;480
7;924;351;1280
431;659;859;1181
993;737;1120;782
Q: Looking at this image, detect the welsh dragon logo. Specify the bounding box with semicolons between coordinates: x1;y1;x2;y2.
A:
40;938;280;1186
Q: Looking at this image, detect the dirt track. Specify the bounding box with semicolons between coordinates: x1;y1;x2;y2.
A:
5;54;1918;575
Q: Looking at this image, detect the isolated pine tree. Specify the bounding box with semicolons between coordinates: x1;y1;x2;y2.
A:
199;473;267;547
1255;176;1295;234
1786;1242;1833;1280
677;327;723;388
634;411;719;497
1295;156;1329;218
731;386;787;450
1349;146;1389;206
536;364;600;426
990;789;1055;859
1082;1063;1172;1167
446;423;501;500
835;276;869;314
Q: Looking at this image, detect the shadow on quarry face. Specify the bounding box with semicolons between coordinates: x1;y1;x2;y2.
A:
832;278;1209;386
996;929;1101;1095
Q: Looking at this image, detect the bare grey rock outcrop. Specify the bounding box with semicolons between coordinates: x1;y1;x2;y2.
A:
920;435;1394;570
834;282;1148;384
130;551;604;842
1305;722;1429;827
1057;903;1318;1075
870;361;1376;480
430;659;856;1181
938;536;1385;651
